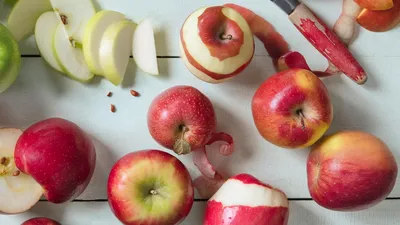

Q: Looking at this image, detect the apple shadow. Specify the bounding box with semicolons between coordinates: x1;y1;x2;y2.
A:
121;59;137;88
27;202;68;223
323;77;375;136
154;25;169;57
90;0;102;11
76;135;119;200
203;103;254;179
289;201;322;225
227;55;275;91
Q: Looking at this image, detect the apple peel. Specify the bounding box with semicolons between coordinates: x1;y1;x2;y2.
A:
193;132;234;179
224;3;367;84
194;172;226;199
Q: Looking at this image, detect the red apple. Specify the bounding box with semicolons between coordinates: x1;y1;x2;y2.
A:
204;173;289;225
14;118;96;204
148;85;216;153
0;128;43;214
307;130;398;211
252;69;333;149
107;149;194;225
147;85;234;184
179;5;255;83
22;217;61;225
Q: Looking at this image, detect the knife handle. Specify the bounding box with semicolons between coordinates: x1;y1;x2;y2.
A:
288;3;367;84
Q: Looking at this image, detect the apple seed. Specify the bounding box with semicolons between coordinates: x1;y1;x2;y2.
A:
60;14;68;25
0;157;6;165
12;170;20;176
107;92;113;97
130;90;139;97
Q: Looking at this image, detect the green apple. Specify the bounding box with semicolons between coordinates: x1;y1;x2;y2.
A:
7;0;52;41
4;0;18;6
99;20;136;86
35;11;63;73
0;128;44;214
50;0;96;44
132;18;159;75
53;25;94;82
0;23;21;94
83;10;126;75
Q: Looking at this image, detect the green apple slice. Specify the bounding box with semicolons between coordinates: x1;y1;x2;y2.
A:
99;20;136;86
132;18;159;75
35;11;63;73
50;0;96;44
83;10;126;75
4;0;18;6
0;24;21;94
7;0;52;41
53;25;94;82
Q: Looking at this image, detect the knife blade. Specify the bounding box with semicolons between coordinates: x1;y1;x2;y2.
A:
271;0;367;84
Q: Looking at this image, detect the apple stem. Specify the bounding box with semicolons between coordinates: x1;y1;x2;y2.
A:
297;110;306;130
220;34;233;40
173;126;191;155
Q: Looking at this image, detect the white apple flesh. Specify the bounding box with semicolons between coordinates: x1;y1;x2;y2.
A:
50;0;96;44
7;0;52;41
204;173;289;225
0;128;43;214
132;18;159;75
83;10;126;75
53;25;94;82
179;6;254;83
99;20;136;86
35;11;63;73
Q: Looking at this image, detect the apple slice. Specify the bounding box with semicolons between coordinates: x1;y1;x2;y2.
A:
35;11;63;73
0;23;21;94
7;0;52;41
50;0;96;44
132;18;159;75
99;20;136;86
0;128;43;214
83;10;126;75
53;25;94;82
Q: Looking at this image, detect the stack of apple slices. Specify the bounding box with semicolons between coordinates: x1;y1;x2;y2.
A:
6;0;159;86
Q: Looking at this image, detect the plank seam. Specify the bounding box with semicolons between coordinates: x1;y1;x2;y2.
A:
37;197;400;203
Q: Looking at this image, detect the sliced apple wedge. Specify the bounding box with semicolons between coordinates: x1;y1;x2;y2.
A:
35;11;63;73
0;128;43;214
7;0;52;41
132;18;159;75
99;20;136;86
53;25;94;82
83;10;126;75
50;0;96;44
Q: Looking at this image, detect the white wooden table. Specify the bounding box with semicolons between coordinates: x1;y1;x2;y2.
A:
1;0;400;224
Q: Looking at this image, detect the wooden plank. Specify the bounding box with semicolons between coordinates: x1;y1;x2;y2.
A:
1;200;399;224
1;0;399;58
0;57;399;200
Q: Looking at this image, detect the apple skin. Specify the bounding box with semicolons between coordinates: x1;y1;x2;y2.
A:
354;0;393;10
204;173;289;225
357;0;400;32
147;85;216;154
14;118;96;204
21;217;61;225
252;69;333;149
179;6;254;83
107;149;194;225
307;130;398;211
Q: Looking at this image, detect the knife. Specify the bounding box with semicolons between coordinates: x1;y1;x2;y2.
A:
271;0;367;84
